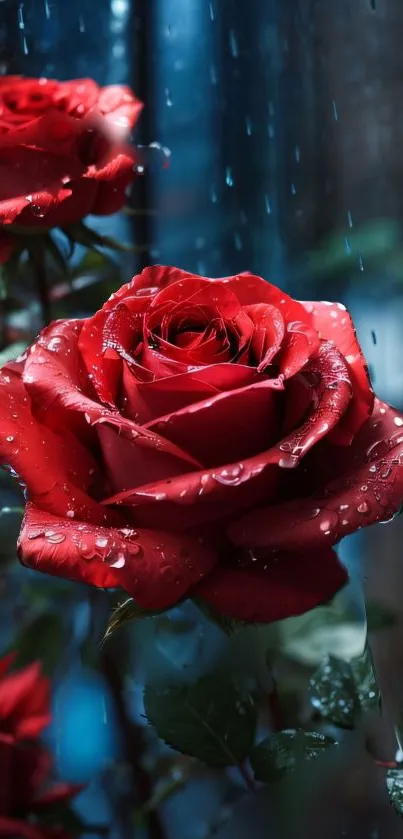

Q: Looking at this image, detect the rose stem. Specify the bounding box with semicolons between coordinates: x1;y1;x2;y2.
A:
100;646;166;839
28;243;52;326
236;761;257;793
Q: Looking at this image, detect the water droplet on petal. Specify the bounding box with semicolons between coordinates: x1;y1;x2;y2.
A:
95;536;109;549
105;549;126;569
357;501;370;514
279;454;299;468
6;436;14;443
215;463;244;485
28;529;44;540
306;508;321;519
394;417;403;427
45;530;66;544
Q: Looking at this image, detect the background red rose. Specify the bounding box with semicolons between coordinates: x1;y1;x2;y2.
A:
0;76;143;263
0;266;403;623
0;655;80;839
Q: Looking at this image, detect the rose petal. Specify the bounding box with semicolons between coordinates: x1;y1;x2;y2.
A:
104;341;351;511
0;661;50;740
18;503;216;609
230;399;403;550
222;272;320;376
0;817;51;839
193;547;348;622
243;303;285;369
301;300;374;442
146;377;282;467
120;362;260;424
0;360;109;522
23;319;201;473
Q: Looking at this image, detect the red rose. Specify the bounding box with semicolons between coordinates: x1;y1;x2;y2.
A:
0;656;80;838
0;266;402;623
0;76;142;262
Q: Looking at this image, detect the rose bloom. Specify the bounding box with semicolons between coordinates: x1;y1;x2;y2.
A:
0;655;80;839
0;267;402;623
0;76;142;263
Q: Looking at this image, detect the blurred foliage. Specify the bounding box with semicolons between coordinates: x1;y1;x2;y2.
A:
10;612;66;676
307;218;401;279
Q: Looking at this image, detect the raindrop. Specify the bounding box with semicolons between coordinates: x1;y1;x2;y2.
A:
78;14;85;33
295;145;300;162
332;100;339;121
165;88;173;107
225;167;233;187
358;252;364;271
357;501;370;514
209;1;215;20
290;183;296;195
371;330;377;345
245;116;252;136
44;0;50;20
347;210;353;227
264;195;272;214
229;29;239;58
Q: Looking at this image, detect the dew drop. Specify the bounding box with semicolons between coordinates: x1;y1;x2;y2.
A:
306;508;321;519
45;530;66;544
27;529;44;540
215;463;244;484
279;453;299;468
105;549;126;569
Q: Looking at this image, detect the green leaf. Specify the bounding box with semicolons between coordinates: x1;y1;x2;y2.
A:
12;613;65;675
250;729;338;783
386;768;403;817
309;645;380;728
102;597;165;642
366;600;398;631
307;218;401;278
144;674;257;767
194;599;245;636
72;248;115;277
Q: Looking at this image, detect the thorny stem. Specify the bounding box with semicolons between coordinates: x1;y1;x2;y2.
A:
100;648;166;839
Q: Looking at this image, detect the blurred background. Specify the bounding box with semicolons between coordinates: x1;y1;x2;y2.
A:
2;0;403;837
